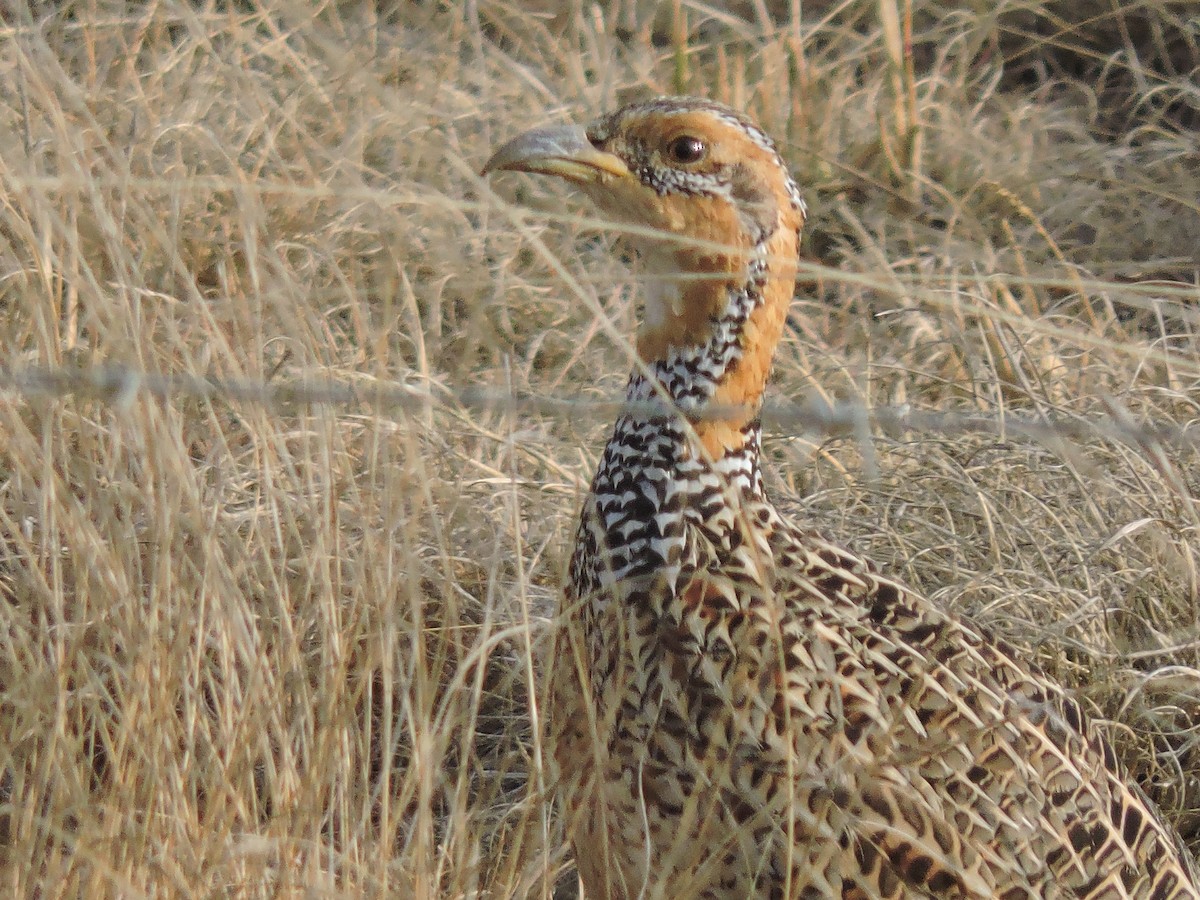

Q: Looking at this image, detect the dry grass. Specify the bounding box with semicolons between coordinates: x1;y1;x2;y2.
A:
0;1;1198;896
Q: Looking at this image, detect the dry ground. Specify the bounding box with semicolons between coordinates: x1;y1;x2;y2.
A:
0;1;1198;897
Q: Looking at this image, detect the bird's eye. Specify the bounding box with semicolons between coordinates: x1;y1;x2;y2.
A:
666;135;707;164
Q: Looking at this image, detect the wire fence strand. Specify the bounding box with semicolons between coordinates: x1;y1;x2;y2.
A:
3;362;1199;456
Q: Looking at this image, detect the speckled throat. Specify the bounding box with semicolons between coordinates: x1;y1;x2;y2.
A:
568;249;775;602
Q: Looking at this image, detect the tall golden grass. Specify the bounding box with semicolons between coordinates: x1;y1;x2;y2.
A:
0;1;1197;896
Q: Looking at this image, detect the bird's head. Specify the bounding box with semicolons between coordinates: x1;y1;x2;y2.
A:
484;97;804;454
483;95;804;242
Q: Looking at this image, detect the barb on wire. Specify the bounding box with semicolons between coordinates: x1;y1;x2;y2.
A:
1;363;1198;453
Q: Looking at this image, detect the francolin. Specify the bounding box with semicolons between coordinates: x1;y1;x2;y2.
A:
484;96;1200;899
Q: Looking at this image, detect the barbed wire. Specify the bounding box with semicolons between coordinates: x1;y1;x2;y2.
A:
2;363;1199;456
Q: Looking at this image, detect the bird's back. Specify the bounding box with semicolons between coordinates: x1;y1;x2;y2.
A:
550;497;1199;899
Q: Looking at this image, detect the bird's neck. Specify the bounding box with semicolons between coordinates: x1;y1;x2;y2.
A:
629;224;798;461
572;228;797;592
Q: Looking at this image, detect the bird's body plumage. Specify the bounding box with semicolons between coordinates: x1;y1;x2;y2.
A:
484;96;1200;899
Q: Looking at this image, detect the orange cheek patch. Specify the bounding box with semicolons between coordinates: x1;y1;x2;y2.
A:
628;175;801;461
637;268;732;361
692;226;799;458
635;193;756;358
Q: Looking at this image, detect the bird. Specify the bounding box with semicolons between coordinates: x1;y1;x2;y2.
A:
483;96;1200;899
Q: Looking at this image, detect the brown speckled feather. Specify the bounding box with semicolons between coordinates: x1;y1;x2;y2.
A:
485;96;1200;899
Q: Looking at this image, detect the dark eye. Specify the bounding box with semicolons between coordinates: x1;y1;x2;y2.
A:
666;135;707;164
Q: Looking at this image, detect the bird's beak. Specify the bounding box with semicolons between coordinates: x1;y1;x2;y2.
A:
481;125;629;183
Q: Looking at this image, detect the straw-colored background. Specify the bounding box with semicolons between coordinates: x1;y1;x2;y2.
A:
1;2;1198;896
